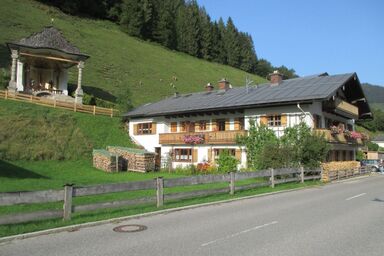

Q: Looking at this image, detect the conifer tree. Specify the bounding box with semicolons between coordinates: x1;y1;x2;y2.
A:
224;17;241;68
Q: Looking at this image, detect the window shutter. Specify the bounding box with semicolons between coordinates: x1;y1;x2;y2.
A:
133;124;138;135
225;119;230;131
234;118;240;130
171;122;177;132
235;149;241;161
151;122;157;134
212;120;217;131
207;148;212;162
260;116;268;125
281;115;287;126
192;149;198;162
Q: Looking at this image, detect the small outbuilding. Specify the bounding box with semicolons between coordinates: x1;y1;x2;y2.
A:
6;26;89;104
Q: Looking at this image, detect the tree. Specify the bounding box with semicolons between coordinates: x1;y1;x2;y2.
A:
199;8;212;60
217;149;239;172
255;59;273;78
281;122;329;168
153;0;178;49
119;0;155;40
175;0;201;57
224;17;241;68
238;32;257;73
237;119;278;169
276;65;297;79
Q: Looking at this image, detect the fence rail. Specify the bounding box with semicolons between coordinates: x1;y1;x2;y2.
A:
0;90;118;117
0;167;367;226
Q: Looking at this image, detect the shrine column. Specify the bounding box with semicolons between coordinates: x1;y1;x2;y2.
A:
8;49;19;92
16;59;24;91
75;61;84;104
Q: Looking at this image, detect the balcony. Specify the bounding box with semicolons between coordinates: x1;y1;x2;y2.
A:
159;130;247;145
314;129;364;145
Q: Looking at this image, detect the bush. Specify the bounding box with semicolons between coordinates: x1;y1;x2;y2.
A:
217;150;238;172
256;142;295;169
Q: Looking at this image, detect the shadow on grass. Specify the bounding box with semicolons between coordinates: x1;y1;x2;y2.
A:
68;83;117;102
0;160;48;179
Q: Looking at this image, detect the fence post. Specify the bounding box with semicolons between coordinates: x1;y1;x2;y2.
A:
300;166;304;183
156;177;164;208
93;105;96;115
270;168;275;188
110;108;113;118
337;171;340;181
54;99;56;108
63;184;73;221
229;172;235;195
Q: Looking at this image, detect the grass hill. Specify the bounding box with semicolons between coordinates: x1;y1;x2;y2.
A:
0;99;133;160
0;0;266;108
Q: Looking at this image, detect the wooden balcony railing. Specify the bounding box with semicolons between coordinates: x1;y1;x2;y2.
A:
314;129;363;145
159;130;247;145
334;98;359;117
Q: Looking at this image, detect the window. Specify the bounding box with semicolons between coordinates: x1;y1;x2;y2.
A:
198;120;207;131
217;119;226;131
213;149;236;159
180;121;195;132
170;122;177;132
268;115;281;127
174;148;192;162
135;123;156;135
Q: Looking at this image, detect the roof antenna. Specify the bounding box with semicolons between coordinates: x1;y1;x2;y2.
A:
245;76;256;93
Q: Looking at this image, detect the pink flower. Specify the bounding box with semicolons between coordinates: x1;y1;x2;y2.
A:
183;134;205;144
350;131;362;139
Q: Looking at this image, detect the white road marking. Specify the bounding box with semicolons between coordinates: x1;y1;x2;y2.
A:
346;193;366;201
201;221;278;247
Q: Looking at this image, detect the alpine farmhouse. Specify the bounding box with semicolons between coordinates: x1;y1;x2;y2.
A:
124;72;372;170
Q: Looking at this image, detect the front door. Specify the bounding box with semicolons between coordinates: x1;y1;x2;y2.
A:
155;147;161;171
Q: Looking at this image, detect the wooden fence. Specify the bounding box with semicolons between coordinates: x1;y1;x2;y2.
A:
0;167;330;225
0;90;118;117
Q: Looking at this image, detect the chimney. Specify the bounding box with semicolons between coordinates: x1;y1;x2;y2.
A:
205;82;214;92
218;78;231;91
269;70;283;85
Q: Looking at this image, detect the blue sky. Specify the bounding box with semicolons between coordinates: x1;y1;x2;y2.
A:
197;0;384;86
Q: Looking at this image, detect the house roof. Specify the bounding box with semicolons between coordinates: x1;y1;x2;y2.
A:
7;26;89;58
124;72;372;120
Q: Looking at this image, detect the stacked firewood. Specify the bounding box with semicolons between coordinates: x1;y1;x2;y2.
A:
92;149;119;172
107;146;156;172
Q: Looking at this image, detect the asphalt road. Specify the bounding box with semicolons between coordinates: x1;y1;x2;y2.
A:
1;175;384;256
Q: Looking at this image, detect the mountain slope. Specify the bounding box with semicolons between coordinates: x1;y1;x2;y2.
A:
0;0;266;107
362;83;384;111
